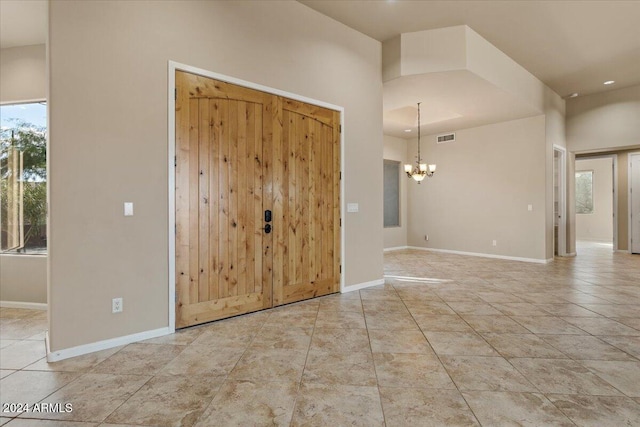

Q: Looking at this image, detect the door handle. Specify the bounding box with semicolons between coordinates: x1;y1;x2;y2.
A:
262;224;272;234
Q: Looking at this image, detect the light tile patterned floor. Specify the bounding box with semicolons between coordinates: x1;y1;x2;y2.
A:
1;241;640;426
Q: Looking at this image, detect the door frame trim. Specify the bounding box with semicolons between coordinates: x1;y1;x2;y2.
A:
629;152;640;254
553;145;567;257
167;61;345;331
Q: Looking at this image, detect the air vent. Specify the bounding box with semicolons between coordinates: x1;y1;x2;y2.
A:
437;133;455;144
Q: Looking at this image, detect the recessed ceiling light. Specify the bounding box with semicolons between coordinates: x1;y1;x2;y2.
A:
569;93;579;98
404;129;412;133
604;80;615;85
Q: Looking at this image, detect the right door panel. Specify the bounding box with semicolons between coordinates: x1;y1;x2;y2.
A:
272;98;341;306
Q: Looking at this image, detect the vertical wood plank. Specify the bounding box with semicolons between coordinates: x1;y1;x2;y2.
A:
229;100;239;297
308;117;318;282
254;103;263;295
281;112;290;293
198;99;210;302
246;102;256;295
188;98;200;305
218;100;230;299
262;96;278;308
333;111;341;291
322;124;331;281
273;103;286;305
209;99;220;301
312;121;322;281
175;72;191;327
294;114;304;287
237;101;248;297
286;111;302;290
313;120;322;281
300;115;310;284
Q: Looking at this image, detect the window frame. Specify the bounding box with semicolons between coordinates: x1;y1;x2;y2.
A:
0;100;48;255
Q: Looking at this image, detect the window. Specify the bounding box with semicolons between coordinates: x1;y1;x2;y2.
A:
383;159;400;227
1;102;47;254
575;170;593;214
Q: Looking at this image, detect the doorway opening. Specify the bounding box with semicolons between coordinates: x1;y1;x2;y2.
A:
575;155;617;252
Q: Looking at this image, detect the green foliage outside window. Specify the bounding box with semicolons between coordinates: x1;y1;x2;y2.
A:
1;118;47;253
575;171;593;214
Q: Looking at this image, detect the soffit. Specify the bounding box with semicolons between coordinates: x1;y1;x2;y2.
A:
300;0;640;98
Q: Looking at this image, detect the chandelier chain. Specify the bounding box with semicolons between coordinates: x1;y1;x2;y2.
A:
417;102;421;164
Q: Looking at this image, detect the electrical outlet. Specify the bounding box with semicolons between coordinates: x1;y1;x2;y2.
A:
492;240;497;247
425;235;429;241
112;297;123;313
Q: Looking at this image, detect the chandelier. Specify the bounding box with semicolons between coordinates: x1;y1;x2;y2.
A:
404;102;436;183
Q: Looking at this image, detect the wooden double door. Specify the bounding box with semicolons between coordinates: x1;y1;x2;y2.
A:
175;71;341;328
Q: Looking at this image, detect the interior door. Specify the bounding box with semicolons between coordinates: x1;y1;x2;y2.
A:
175;71;341;328
175;71;275;328
632;154;640;254
272;99;341;306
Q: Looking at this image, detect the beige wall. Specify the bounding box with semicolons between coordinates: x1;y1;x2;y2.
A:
407;115;547;260
383;135;408;249
567;85;640;153
575;157;614;242
544;87;567;258
0;44;46;103
566;86;640;252
49;1;383;351
466;27;546;113
0;44;48;304
0;255;47;304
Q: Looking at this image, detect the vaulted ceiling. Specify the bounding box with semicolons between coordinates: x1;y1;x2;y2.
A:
300;1;640;137
2;1;638;137
301;0;640;98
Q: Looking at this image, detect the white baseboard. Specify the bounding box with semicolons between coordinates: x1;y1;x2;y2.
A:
407;246;550;264
383;246;409;252
47;327;172;362
0;301;47;310
564;252;577;257
342;278;385;293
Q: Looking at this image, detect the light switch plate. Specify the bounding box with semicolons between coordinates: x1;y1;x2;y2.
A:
124;202;134;216
528;204;533;211
347;203;359;213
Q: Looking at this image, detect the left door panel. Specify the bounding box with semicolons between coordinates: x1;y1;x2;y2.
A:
175;71;274;328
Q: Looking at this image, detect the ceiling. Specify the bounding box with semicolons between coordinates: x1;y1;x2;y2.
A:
2;1;638;138
300;0;640;99
383;70;541;137
0;0;47;49
301;0;640;138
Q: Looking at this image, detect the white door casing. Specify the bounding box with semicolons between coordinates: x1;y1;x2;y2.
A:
631;153;640;254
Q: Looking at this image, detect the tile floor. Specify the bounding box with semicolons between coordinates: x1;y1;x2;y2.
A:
1;241;640;426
